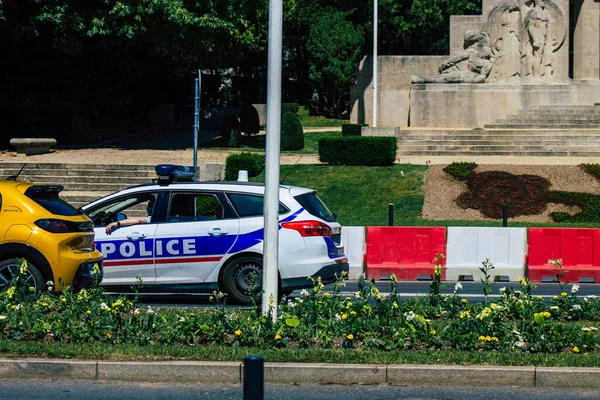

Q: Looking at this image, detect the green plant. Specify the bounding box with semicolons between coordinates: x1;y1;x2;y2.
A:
281;103;300;115
224;153;265;181
442;162;477;180
220;114;241;148
318;137;397;166
429;254;445;306
240;104;260;135
479;258;495;305
281;111;304;151
341;124;367;137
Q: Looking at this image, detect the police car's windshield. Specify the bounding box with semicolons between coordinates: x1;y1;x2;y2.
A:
294;193;336;222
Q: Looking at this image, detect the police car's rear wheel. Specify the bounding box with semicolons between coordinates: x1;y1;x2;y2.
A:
222;256;263;305
0;258;45;295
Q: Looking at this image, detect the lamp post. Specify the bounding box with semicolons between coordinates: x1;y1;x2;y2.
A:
372;0;378;127
262;0;283;320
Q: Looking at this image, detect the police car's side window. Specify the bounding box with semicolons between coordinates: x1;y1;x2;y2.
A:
227;193;288;217
88;193;157;227
168;193;222;223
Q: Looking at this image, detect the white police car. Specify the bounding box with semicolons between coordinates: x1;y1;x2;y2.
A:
81;165;348;304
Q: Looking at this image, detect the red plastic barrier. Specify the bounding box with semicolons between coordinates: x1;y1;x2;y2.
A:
528;228;600;283
366;227;446;280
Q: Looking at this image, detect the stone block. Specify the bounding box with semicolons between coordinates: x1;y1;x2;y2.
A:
250;363;386;385
536;367;600;388
0;358;96;380
10;138;56;155
97;361;241;383
199;162;225;181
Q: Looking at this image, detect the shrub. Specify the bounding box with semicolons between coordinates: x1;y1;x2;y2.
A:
342;124;367;137
240;104;260;135
443;162;477;180
318;136;397;166
281;103;300;115
225;152;265;181
281;111;304;151
220;114;241;148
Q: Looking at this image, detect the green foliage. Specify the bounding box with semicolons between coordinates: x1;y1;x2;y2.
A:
297;106;347;128
319;137;397;166
341;124;367;137
240;104;260;135
306;9;364;118
220;115;241;148
1;270;599;356
224;153;265;181
280;112;304;151
281;103;300;115
442;162;477;180
548;191;600;223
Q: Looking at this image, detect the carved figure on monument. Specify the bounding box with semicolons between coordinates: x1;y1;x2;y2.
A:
523;0;566;83
411;30;493;84
488;0;523;83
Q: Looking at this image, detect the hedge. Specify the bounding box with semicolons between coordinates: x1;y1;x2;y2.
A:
318;136;397;166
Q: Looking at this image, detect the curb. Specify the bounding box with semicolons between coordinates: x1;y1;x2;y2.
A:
1;359;600;388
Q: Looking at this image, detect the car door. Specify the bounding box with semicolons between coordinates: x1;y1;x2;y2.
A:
152;191;240;285
87;191;160;286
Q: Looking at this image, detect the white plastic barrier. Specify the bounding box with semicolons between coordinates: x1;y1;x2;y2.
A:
341;226;365;279
446;227;527;282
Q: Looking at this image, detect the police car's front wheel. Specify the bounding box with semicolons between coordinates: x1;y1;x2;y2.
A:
222;256;263;305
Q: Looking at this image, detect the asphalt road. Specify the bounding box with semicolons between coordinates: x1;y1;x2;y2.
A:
2;380;600;400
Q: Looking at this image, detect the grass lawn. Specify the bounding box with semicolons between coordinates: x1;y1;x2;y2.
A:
297;106;348;127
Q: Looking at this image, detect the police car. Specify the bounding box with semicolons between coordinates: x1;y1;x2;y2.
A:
81;165;348;304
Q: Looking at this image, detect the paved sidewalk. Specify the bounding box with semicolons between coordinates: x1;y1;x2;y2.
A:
1;358;600;388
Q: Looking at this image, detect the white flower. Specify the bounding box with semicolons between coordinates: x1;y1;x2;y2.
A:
550;306;559;311
454;282;463;292
515;340;526;349
354;291;361;299
571;284;580;294
178;317;185;322
100;302;108;310
300;289;309;297
499;287;506;293
335;313;341;321
0;315;6;320
589;295;597;300
146;306;154;314
582;327;591;332
133;308;140;315
403;311;416;321
572;304;582;311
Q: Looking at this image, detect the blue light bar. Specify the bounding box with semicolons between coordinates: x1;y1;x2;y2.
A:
155;164;195;184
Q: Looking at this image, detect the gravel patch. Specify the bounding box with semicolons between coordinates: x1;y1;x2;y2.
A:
422;164;600;223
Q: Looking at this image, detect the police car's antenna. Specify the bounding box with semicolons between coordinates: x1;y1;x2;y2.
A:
7;164;26;181
280;155;302;184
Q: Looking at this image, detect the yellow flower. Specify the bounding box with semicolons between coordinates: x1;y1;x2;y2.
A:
462;299;468;304
10;305;16;310
553;296;558;299
323;292;330;297
346;334;354;340
234;329;242;336
478;336;486;341
275;334;282;340
561;292;567;297
485;336;492;341
341;313;348;320
350;311;356;315
392;302;398;309
431;330;436;335
86;310;91;315
537;296;543;300
107;333;112;339
573;346;580;353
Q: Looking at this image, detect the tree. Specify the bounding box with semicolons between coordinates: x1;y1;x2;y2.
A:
306;9;364;118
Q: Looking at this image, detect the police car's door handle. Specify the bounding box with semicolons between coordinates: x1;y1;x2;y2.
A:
208;228;228;237
126;232;146;240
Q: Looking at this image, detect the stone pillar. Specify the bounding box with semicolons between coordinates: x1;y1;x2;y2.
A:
573;0;600;80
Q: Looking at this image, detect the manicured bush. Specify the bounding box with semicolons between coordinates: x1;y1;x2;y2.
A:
443;162;477;180
342;124;368;137
281;103;300;115
281;111;304;151
318;136;397;166
220;114;241;148
548;191;600;223
225;152;265;181
240;104;260;135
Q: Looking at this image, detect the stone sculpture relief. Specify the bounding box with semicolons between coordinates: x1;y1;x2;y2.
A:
410;30;493;84
411;0;566;84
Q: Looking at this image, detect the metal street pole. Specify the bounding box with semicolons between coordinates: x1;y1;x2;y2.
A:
372;0;378;127
193;75;199;181
262;0;283;319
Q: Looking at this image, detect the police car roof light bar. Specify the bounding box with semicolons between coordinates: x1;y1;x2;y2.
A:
155;164;195;185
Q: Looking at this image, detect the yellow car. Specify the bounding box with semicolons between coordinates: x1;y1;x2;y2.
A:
0;179;103;292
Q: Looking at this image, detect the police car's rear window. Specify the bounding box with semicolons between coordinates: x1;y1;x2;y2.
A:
294;192;336;222
227;193;288;217
24;186;81;217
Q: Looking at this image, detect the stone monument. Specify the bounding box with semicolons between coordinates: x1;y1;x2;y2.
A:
350;0;600;129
